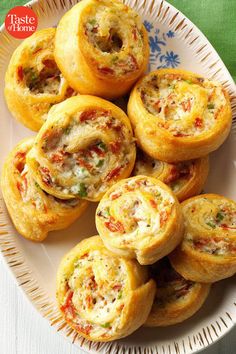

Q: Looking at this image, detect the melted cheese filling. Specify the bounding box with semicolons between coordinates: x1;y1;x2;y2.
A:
139;74;227;137
62;250;126;338
97;178;175;246
83;0;145;76
183;198;236;256
39;110;133;198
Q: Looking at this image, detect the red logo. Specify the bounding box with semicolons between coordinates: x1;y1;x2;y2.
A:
5;6;38;39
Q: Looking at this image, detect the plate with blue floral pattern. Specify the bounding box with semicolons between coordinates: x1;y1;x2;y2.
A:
0;0;236;354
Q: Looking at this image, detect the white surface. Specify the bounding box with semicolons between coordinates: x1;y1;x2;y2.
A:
0;253;235;354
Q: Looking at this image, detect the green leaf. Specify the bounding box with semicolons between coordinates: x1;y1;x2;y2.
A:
89;19;97;26
78;183;88;198
96;159;104;167
35;182;40;189
207;103;215;110
118;291;122;299
101;322;110;328
216;212;224;221
185;80;192;84
206;221;216;229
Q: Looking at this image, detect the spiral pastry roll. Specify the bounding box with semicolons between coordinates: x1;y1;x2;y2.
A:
96;176;184;265
4;28;76;131
133;150;209;202
145;259;210;327
169;194;236;282
1;138;88;242
54;0;149;99
128;69;232;162
26;96;136;201
57;236;156;341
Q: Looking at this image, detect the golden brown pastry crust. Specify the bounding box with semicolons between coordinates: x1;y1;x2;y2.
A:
4;28;75;131
133;151;209;202
54;0;149;99
145;259;211;327
1;138;88;242
169;194;236;282
56;236;156;342
96;176;184;265
128;69;232;162
27;95;136;202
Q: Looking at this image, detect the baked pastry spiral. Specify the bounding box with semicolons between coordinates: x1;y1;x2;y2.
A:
26;96;136;201
128;69;232;162
169;194;236;282
145;259;210;327
96;176;184;265
133;150;209;202
56;236;156;341
54;0;149;99
1;138;88;242
4;28;75;131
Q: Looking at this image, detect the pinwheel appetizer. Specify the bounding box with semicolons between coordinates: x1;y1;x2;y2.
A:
128;69;232;162
133;150;209;202
26;96;136;201
145;259;210;327
1;138;88;242
169;194;236;282
4;28;75;131
54;0;149;99
96;176;184;265
57;236;156;341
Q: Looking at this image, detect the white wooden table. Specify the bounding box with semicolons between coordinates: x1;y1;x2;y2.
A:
0;254;235;354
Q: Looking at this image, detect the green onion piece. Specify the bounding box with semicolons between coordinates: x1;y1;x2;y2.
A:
118;291;122;300
206;221;216;229
207;103;215;110
101;322;111;328
216;212;224;221
78;183;87;198
96;160;104;167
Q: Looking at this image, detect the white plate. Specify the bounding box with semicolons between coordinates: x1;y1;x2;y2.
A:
0;0;236;353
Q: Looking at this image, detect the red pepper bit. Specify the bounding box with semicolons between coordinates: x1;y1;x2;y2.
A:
111;192;121;200
150;199;157;209
160;210;169;227
104;218;125;233
80;109;97;122
194;117;203;128
76;324;93;335
98;67;115;75
77;158;93;172
40;167;52;186
17;66;23;82
61;290;76;318
109;141;121;154
113;284;122;291
181;99;191;112
132;28;137;40
221;224;236;230
106;167;122;181
90;145;105;157
129;54;138;71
